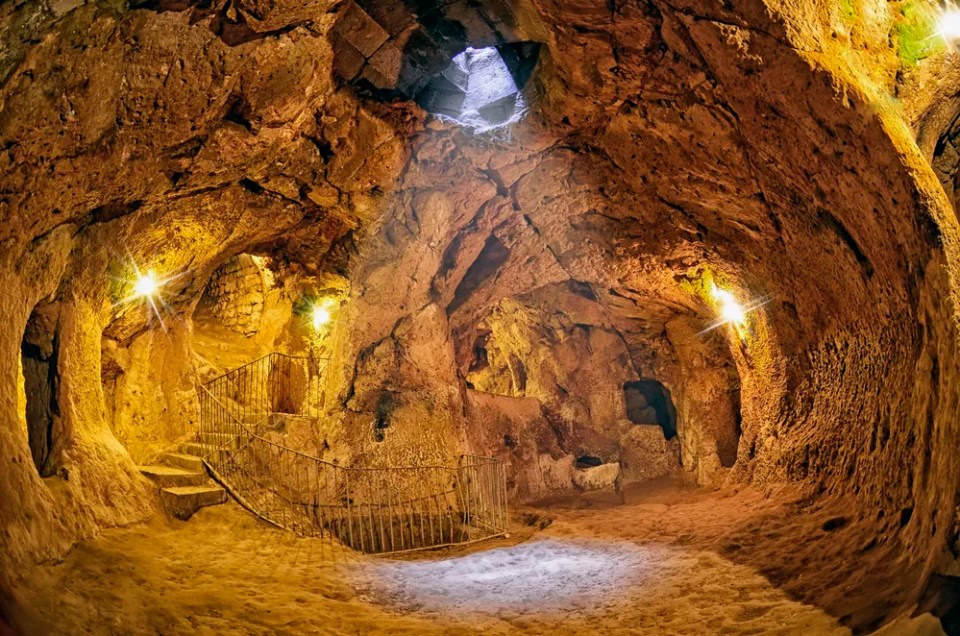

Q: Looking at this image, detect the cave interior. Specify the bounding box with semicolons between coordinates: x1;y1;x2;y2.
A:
3;0;960;634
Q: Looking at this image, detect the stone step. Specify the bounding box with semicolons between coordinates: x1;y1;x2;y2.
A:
179;442;232;463
139;465;208;488
160;485;227;520
198;431;240;449
163;452;205;472
205;422;244;434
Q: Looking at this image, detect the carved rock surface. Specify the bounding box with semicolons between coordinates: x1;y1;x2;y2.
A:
621;425;680;483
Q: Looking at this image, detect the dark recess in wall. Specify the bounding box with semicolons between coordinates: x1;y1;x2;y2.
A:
623;380;677;439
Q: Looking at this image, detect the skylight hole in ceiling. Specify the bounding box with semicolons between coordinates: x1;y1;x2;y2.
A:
415;43;541;132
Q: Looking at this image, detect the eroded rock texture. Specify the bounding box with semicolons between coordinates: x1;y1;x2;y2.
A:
3;0;960;631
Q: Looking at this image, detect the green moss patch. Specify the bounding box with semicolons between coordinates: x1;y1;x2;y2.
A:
894;2;943;66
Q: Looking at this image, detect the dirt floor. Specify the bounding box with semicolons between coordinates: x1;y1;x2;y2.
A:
4;476;945;635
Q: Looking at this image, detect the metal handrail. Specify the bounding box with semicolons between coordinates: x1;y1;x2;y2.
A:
196;351;508;554
204;351;313;387
197;384;243;426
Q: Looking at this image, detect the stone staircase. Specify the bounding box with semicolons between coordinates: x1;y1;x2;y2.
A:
138;436;235;520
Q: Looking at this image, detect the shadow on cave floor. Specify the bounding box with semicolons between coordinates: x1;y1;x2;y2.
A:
6;476;933;635
521;474;924;635
7;498;848;636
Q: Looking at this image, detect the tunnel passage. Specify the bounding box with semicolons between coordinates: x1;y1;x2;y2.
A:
19;304;60;478
623;380;677;440
4;0;960;632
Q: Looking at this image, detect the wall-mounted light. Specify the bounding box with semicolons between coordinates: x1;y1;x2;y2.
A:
712;285;746;327
312;301;333;330
133;271;160;299
699;281;773;339
114;265;174;331
939;5;960;44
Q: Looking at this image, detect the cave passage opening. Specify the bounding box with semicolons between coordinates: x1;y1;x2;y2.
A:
411;42;541;131
187;252;293;378
623;380;677;440
20;305;59;478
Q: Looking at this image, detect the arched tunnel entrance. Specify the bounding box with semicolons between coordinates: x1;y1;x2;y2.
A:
623;380;677;439
19;304;60;478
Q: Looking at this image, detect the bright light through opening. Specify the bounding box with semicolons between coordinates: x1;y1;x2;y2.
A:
134;272;159;299
415;43;541;133
939;7;960;43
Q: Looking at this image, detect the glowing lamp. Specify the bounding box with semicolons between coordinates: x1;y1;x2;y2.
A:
712;285;746;327
312;305;332;329
940;7;960;43
134;272;159;299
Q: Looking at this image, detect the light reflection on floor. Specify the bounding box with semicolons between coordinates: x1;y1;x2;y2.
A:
359;538;651;615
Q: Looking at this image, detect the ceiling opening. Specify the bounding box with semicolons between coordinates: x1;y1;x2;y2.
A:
415;43;540;131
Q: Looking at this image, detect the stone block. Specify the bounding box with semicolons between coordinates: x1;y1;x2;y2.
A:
442;59;469;91
394;25;447;77
620;424;680;483
139;465;208;488
443;0;500;48
160;486;227;521
361;44;404;91
572;461;620;491
333;3;389;58
332;32;366;81
417;78;467;116
477;93;517;125
396;60;427;97
356;0;414;36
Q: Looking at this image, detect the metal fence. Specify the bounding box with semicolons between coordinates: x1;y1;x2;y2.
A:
199;352;320;426
196;353;508;554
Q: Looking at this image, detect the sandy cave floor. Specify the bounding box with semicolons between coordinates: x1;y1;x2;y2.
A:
7;477;939;635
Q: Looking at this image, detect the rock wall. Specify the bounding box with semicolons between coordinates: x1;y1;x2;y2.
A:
463;295;684;498
102;320;199;465
199;254;270;337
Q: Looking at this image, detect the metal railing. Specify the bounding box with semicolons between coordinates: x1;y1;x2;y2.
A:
199;352;321;427
196;353;508;554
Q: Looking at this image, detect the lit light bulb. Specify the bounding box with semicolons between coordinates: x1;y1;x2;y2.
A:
312;305;332;329
720;300;746;324
134;272;159;298
712;285;746;327
939;7;960;43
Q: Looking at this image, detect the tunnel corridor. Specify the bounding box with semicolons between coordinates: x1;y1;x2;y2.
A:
3;0;960;634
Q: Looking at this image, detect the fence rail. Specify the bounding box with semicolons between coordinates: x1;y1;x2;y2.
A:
197;353;507;554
